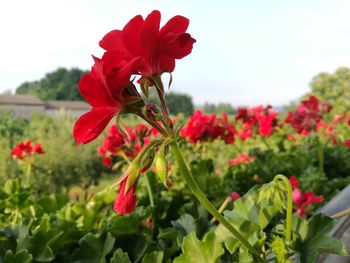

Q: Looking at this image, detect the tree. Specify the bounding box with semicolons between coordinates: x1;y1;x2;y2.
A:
165;92;194;116
308;67;350;114
203;102;236;114
16;68;88;101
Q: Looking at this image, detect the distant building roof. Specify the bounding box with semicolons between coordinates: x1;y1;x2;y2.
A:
0;94;44;105
45;100;90;110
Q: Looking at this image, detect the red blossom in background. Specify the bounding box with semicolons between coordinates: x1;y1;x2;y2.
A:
11;141;45;160
227;153;256;166
289;176;323;217
285;96;332;135
231;192;241;201
180;110;236;144
235;105;278;139
100;10;196;77
98;124;154;167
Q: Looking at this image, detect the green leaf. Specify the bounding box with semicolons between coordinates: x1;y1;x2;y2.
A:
271;235;292;263
141;251;164;263
238;247;254;263
296;214;348;263
3;249;33;263
174;231;224;263
110;249;131;263
73;232;115;263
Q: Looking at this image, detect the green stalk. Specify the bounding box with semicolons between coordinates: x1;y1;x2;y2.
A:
261;136;272;151
144;172;155;208
170;140;264;262
273;174;293;241
25;163;32;187
144;172;156;238
210;196;231;223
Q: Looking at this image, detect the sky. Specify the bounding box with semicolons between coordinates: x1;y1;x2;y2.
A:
1;0;350;106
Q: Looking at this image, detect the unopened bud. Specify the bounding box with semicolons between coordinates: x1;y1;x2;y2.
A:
154;150;167;186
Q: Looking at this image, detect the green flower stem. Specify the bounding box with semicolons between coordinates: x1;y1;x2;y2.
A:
261;136;272;151
25;163;32;187
210;196;231;223
144;172;155;208
170;140;264;262
144;172;156;238
152;74;169;115
273;174;293;241
331;208;350;219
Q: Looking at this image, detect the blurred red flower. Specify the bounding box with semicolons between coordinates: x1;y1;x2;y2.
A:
11;141;45;160
285;96;332;135
181;110;236;144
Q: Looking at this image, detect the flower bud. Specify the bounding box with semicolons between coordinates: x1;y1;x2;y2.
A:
154;150;167;186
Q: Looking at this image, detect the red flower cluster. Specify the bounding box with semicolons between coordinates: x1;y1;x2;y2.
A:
235;105;278;140
285;96;332;135
290;176;324;217
11;141;45;160
180;110;236;144
73;10;195;145
227;153;256;166
98;124;155;167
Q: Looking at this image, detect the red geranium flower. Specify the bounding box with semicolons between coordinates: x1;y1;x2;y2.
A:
285;96;332;135
289;176;323;217
11;141;45;160
100;10;196;77
228;153;256;166
73;53;140;144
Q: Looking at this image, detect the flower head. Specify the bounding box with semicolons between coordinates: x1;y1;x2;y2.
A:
100;10;196;77
11;141;45;160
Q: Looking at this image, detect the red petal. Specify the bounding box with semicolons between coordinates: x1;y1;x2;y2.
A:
140;10;161;60
99;29;128;54
122;15;144;55
161;33;196;59
73;107;117;144
114;178;137;215
78;73;114;108
159;55;175;72
160;15;189;36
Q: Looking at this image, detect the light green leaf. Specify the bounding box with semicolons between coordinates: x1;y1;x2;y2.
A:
73;232;115;263
3;250;33;263
141;251;164;263
174;231;224;263
110;249;131;263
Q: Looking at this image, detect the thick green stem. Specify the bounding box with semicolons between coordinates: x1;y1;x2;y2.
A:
152;74;169;115
261;136;272;151
273;174;293;241
210;197;231;223
144;173;155;208
25;163;32;187
170;140;264;262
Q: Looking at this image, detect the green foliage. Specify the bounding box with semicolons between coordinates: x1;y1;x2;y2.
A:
293;214;348;263
174;231;224;263
16;68;87;101
308;67;350;114
110;249;131;263
202;102;236;114
165;92;194;116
